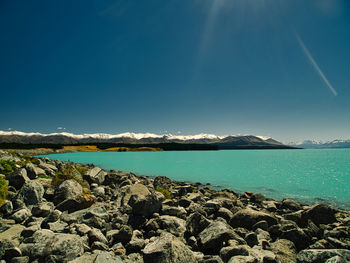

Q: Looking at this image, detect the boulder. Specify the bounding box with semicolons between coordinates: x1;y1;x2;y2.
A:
20;229;84;261
228;256;256;263
219;245;250;262
88;228;108;244
143;232;197;263
85;167;107;185
297;249;350;263
157;215;186;237
128;193;162;218
53;179;83;204
7;168;30;190
230;208;277;230
25;163;45;179
56;193;95;213
94;252;124;263
0;200;13;216
303;203;337;226
17;180;44;206
198;220;236;254
126;230;145;253
11;208;31;223
161;205;187;219
186;212;211;236
0;225;25;250
31;202;54;217
153;176;172;190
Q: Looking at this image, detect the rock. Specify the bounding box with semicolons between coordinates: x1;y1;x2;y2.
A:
157;215;186;237
219;245;250;262
128;193;162;218
17;180;44;206
161;205;187;219
186;212;211;236
249;248;277;263
31;202;54;217
280;225;311;251
143;232;197;263
0;200;13;215
108;225;133;245
280;199;303;211
126;230;145;253
20;229;84;261
228;256;256;263
153;176;172;190
85;167;107;185
270;239;297;263
88;228;108;245
94;252;124;263
230;208;277;230
74;224;92;236
325;255;347;263
303;203;337;226
69;253;98;263
92;186;105;197
56;194;95;213
297;249;350;263
217;207;234;222
7;169;30;190
10;256;29;263
11;208;31;223
25;163;45;179
252;220;269;231
200;255;224;263
198;220;236;254
48;220;68;233
0;225;25;250
53;179;83;205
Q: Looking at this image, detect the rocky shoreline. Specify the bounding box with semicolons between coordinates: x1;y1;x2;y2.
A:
1;150;350;263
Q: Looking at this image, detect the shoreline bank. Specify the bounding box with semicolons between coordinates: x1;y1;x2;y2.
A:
1;150;350;262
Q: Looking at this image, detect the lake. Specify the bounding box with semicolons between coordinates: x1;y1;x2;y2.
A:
41;148;350;209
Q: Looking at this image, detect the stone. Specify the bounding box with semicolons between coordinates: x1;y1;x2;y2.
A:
153;176;172;190
230;209;277;230
56;194;95;213
161;205;187;219
86;167;107;185
245;232;258;247
31;202;54;217
0;200;13;216
303;203;337;226
157;215;186;237
228;256;257;263
53;179;83;204
297;249;350;263
219;245;250;262
7;169;30;190
17;180;44;206
89;228;108;245
11;208;31;223
143;232;197;263
198;220;236;254
280;199;303;211
186;212;211;236
217;207;234;222
94;252;124;263
126;230;145;253
128;193;162;218
280;226;311;251
0;225;25;249
325;255;347;263
10;256;29;263
20;229;84;261
25;163;45;179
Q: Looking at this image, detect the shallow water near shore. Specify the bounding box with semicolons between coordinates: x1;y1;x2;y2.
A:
41;148;350;209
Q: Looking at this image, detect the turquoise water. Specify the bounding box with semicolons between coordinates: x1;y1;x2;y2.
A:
41;149;350;209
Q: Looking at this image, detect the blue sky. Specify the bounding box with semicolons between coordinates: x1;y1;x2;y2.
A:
1;0;350;142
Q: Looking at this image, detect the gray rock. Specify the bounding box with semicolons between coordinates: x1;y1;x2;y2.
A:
280;226;311;251
280;199;303;211
220;245;250;262
126;230;145;253
186;212;211;236
297;249;350;263
230;208;277;230
10;256;29;263
128;193;162;218
48;220;68;233
7;169;30;190
326;256;347;263
86;167;107;185
217;207;234;222
25;163;45;179
56;193;95;213
20;229;84;261
17;180;44;206
161;205;187;219
228;256;257;263
303;203;337;226
11;208;31;223
89;228;108;245
198;220;236;254
94;252;124;263
245;232;258;247
31;202;54;217
157;215;186;237
54;179;83;204
143;232;197;263
0;225;25;249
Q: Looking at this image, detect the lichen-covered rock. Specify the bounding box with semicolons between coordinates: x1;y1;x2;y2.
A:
56;194;95;213
297;249;350;263
85;167;107;185
53;179;83;205
303;203;337;226
7;168;30;190
128;193;162;218
143;232;197;263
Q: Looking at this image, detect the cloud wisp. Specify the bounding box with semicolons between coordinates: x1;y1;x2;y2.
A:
293;28;338;96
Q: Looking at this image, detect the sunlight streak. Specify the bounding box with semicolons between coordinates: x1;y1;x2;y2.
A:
293;28;338;96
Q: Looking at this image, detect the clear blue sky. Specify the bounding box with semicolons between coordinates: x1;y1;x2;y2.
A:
1;0;350;142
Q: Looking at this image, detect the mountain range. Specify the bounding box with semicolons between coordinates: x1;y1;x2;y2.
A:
289;139;350;149
0;131;295;150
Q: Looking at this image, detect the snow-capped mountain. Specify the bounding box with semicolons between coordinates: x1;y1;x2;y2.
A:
289;139;350;148
0;130;293;149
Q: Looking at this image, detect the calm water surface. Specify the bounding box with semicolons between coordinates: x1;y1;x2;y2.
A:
42;149;350;209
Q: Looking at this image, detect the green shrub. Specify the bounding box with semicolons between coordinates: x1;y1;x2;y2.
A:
52;163;89;189
155;186;172;199
0;160;16;175
0;176;8;206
